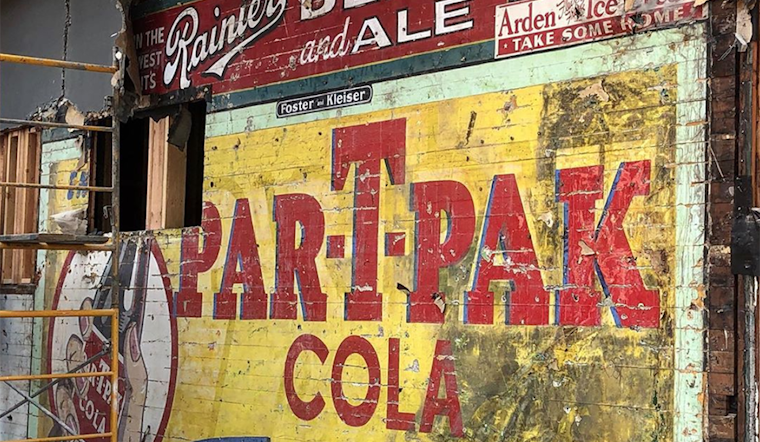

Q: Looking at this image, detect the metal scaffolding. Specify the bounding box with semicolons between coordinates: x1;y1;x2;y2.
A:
0;48;122;442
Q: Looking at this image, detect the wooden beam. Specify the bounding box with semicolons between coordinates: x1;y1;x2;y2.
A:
146;116;187;230
21;130;40;282
0;134;7;277
165;139;187;229
12;130;29;282
0;283;36;295
146;118;168;230
3;134;18;283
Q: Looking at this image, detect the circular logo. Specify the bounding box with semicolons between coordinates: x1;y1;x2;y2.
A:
47;236;177;442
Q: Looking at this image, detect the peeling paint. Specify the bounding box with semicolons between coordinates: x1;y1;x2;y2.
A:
28;22;708;442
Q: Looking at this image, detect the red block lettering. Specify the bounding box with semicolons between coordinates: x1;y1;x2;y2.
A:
214;198;267;320
332;119;406;321
556;165;603;326
175;201;222;317
420;340;463;437
409;181;475;323
284;335;328;421
387;338;415;431
556;161;659;327
271;194;327;322
331;336;381;427
466;175;549;325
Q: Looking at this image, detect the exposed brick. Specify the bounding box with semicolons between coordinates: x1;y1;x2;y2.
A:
708;0;739;438
712;113;737;138
711;35;738;78
709;329;736;352
709;203;734;246
709;158;736;182
709;373;736;395
712;94;737;117
709;394;730;416
709;303;736;330
710;137;737;160
711;10;737;37
708;414;736;440
709;351;735;374
711;76;737;100
711;181;736;204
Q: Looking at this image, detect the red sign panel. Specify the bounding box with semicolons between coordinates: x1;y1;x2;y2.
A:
133;0;706;97
134;0;502;95
495;0;706;58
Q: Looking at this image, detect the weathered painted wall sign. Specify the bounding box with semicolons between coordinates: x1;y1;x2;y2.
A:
133;0;705;109
495;0;706;58
134;0;500;98
36;24;707;442
276;85;373;117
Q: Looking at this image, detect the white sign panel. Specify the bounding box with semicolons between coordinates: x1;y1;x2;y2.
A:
495;0;706;58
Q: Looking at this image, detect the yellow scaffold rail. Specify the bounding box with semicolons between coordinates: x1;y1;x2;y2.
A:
0;53;117;74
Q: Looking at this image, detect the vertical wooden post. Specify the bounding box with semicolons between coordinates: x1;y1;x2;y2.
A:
3;134;18;283
12;129;29;282
146;116;186;230
21;130;40;282
0;133;7;275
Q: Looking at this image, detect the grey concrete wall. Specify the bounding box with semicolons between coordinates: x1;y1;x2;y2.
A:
0;0;121;122
0;294;33;441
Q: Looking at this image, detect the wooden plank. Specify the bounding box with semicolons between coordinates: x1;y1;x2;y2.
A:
709;329;735;352
146;116;187;230
2;134;18;283
708;414;736;440
0;134;7;278
146;117;168;230
88;132;113;233
708;372;736;396
0;283;36;295
20;130;40;282
709;350;736;374
709;394;730;416
164;139;187;229
0;233;109;245
12;129;30;283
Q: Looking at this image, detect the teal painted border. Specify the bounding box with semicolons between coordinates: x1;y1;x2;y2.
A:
673;34;708;442
210;41;493;112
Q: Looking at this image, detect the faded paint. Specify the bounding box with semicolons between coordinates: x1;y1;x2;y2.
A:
27;24;709;442
132;0;706;111
0;293;34;440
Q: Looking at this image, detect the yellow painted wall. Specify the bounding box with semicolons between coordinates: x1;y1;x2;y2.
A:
39;27;708;442
167;68;675;442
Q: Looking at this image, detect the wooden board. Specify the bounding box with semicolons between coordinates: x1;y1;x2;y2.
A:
0;233;109;245
13;129;29;282
0;134;6;281
164;137;187;228
146;117;167;230
22;130;41;282
2;133;18;283
0;129;43;283
147;116;187;230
